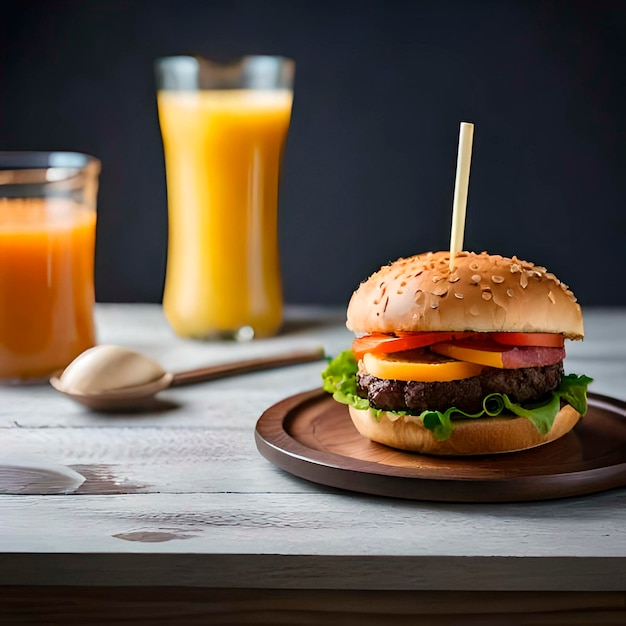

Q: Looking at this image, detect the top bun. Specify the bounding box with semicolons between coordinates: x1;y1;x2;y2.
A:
347;251;584;340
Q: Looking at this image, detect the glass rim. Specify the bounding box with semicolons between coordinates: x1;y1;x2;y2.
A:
155;54;295;65
155;55;295;91
0;151;101;171
0;152;101;189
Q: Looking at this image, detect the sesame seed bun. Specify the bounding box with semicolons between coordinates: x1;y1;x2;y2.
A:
346;251;584;340
348;403;582;456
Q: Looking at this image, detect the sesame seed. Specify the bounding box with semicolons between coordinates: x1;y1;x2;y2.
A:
454;292;464;299
448;274;460;283
520;272;529;288
471;274;481;284
548;290;555;304
510;263;521;273
469;306;480;316
491;275;505;284
469;262;481;271
506;289;515;297
481;291;492;301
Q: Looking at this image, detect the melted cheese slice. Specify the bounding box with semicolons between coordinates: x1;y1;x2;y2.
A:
430;342;504;368
362;349;484;382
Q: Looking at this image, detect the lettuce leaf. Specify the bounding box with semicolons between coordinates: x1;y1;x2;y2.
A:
322;350;593;441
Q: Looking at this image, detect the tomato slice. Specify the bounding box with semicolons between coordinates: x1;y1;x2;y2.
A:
492;332;564;348
353;331;564;360
352;331;477;360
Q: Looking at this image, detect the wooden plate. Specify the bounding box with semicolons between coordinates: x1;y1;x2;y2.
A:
255;390;626;502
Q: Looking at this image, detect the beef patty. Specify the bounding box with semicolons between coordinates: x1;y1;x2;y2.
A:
357;362;564;414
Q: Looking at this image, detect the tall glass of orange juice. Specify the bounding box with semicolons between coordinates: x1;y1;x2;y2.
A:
155;56;295;340
0;152;99;383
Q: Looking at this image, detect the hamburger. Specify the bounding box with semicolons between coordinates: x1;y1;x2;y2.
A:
322;250;592;456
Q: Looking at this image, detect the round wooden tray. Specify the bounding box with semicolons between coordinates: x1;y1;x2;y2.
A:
255;390;626;502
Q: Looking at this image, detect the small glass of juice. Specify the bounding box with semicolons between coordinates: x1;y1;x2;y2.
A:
0;152;100;383
155;55;295;340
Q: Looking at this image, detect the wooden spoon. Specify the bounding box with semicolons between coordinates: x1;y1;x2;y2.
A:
50;345;325;412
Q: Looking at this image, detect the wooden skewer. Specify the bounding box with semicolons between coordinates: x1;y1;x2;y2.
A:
449;122;474;271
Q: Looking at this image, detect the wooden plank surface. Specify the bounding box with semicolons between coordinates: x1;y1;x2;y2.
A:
2;588;626;625
1;304;626;594
3;489;626;558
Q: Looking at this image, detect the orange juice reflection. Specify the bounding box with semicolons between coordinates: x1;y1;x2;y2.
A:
0;198;96;380
157;89;293;339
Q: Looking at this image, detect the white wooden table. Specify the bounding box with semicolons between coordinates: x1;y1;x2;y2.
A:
2;304;626;624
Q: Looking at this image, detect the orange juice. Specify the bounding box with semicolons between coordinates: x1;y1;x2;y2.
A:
157;89;293;339
0;198;96;381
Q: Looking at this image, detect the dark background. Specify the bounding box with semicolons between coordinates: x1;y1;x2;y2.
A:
1;0;625;307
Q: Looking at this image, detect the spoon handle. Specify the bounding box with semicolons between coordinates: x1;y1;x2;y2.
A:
169;347;326;387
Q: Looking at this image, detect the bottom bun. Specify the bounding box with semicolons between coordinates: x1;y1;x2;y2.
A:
348;404;581;456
